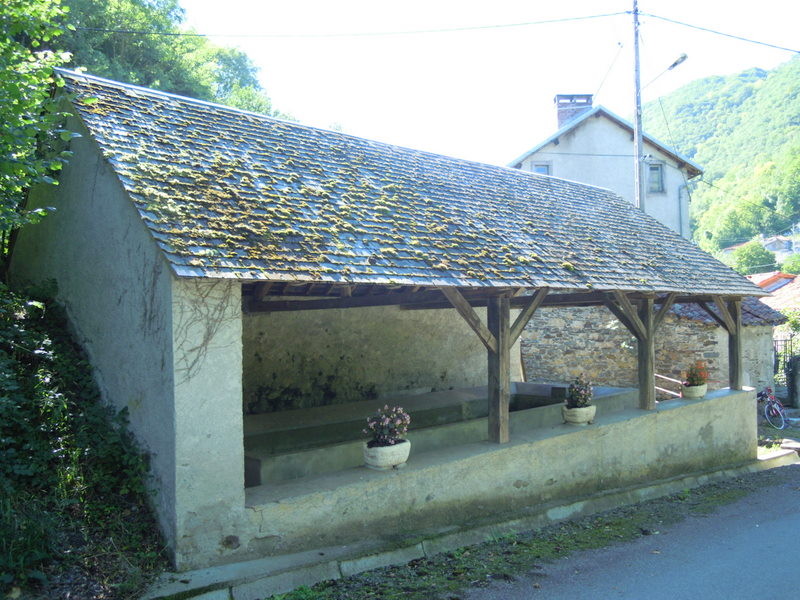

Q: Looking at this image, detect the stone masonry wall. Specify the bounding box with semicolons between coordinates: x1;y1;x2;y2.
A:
521;306;774;391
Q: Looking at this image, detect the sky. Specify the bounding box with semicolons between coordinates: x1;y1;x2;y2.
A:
180;0;800;166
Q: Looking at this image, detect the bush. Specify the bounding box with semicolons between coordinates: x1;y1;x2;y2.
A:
0;284;164;591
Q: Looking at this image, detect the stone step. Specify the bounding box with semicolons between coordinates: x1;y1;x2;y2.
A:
244;384;636;486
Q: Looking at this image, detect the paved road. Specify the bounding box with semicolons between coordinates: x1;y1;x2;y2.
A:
465;464;800;600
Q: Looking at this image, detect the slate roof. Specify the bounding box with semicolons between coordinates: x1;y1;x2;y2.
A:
59;70;762;297
671;297;785;327
508;105;703;179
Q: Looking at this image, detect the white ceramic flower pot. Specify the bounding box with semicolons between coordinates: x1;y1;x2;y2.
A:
363;439;411;470
562;405;596;426
682;383;707;399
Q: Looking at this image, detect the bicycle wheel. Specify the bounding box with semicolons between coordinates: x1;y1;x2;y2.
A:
765;401;786;429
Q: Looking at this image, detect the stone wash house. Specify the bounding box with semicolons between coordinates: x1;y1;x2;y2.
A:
511;94;784;391
10;70;764;574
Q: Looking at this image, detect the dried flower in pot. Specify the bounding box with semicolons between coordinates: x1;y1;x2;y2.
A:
681;360;708;399
363;405;411;470
562;373;596;425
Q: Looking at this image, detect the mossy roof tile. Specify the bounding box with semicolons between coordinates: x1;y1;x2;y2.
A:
60;69;762;297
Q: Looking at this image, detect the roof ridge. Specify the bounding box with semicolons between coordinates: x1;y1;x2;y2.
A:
56;67;535;178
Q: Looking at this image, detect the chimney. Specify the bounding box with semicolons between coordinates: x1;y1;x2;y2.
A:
555;94;593;128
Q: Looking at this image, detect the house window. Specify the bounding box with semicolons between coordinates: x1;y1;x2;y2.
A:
648;163;665;193
532;163;551;176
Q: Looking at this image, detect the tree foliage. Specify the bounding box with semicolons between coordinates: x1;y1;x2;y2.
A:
60;0;285;115
730;241;777;275
780;253;800;275
643;57;800;252
0;0;72;240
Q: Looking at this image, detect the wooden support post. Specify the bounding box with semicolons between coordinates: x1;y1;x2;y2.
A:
604;292;658;410
637;297;656;410
704;295;744;390
727;298;743;390
487;295;511;444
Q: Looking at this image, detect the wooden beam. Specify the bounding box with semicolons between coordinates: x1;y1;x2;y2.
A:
248;289;446;312
612;291;646;340
246;281;749;316
712;295;736;333
727;298;743;390
653;292;677;330
603;297;642;341
696;301;729;331
255;282;272;303
509;287;549;345
285;282;311;295
637;297;656;410
440;287;498;353
487;295;511;443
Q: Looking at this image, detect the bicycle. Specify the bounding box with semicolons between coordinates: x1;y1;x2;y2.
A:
758;387;797;430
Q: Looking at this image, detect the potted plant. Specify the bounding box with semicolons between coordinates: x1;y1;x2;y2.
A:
682;360;708;399
363;405;412;470
562;374;596;425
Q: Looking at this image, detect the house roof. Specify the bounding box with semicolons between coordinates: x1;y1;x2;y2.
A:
723;237;792;255
671;297;785;327
59;70;760;298
508;105;703;179
760;277;800;312
747;271;795;292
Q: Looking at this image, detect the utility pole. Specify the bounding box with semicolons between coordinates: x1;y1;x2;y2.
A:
632;0;645;212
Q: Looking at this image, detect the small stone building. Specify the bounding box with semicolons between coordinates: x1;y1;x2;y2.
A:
9;70;765;571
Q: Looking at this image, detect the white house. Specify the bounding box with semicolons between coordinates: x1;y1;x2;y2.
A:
722;235;794;263
509;94;702;239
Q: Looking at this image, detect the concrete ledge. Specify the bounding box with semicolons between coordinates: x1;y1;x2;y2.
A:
145;449;798;600
246;385;637;484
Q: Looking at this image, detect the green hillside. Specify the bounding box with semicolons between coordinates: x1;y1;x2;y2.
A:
643;57;800;253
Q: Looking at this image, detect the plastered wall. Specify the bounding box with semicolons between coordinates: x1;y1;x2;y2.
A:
242;306;523;413
236;389;755;559
9;112;179;544
520;116;691;238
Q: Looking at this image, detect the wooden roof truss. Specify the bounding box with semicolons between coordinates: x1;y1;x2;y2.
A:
242;282;745;445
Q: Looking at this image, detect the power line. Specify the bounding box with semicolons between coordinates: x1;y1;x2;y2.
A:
593;42;625;101
71;10;800;55
641;12;800;54
73;11;628;39
656;96;693;204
